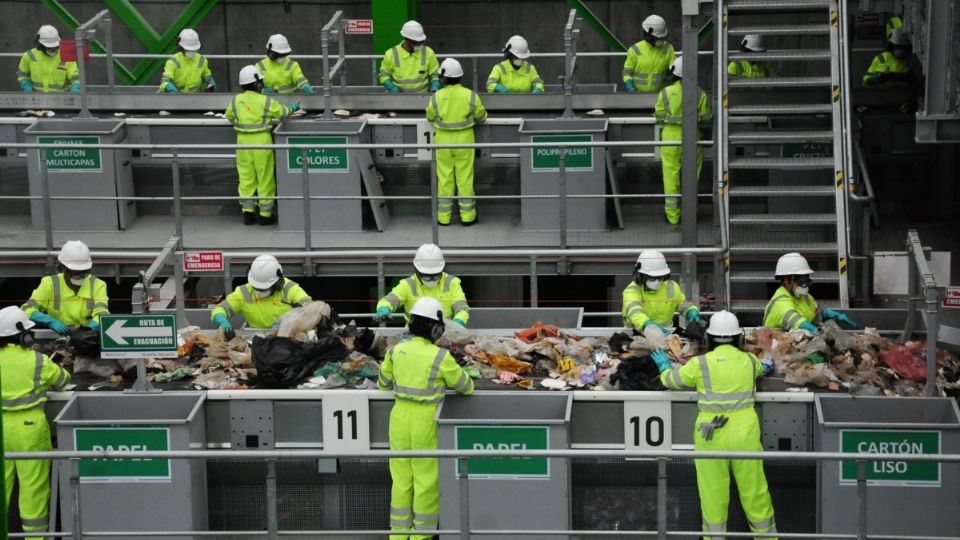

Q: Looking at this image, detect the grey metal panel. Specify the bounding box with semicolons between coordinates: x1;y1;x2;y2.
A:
571;401;622;445
229;399;275;450
761;401;811;451
204;400;231;444
468;307;583;329
274;401;323;446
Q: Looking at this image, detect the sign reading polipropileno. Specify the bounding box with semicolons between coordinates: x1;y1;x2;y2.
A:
38;135;102;172
455;425;549;478
286;136;349;172
100;314;178;359
531;134;593;171
840;429;941;486
75;427;171;482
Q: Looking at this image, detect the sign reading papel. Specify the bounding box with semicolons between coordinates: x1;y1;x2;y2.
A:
455;425;549;478
100;314;178;359
75;427;171;482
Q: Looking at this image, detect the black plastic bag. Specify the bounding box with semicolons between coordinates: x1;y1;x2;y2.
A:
252;335;351;388
611;355;666;391
70;327;101;357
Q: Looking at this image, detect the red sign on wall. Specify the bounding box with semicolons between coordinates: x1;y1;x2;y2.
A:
944;287;960;308
345;19;374;35
184;251;224;272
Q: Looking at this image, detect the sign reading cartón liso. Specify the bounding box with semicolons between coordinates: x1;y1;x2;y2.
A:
455;425;549;478
840;429;941;486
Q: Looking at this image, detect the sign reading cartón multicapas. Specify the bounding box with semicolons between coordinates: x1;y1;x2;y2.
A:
100;314;178;359
39;135;102;172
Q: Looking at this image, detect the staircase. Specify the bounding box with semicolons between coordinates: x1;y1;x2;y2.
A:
717;0;854;310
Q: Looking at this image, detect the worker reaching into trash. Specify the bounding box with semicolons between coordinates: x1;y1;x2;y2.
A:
486;35;544;93
257;34;314;94
377;297;474;539
427;58;488;226
622;14;675;93
656;310;778;540
622;250;703;338
727;35;776;78
17;25;79;93
159;29;215;93
378;20;440;94
225;65;299;225
763;252;857;333
375;243;470;326
22;240;109;335
655;56;712;225
211;254;311;336
862;28;922;88
0;306;70;540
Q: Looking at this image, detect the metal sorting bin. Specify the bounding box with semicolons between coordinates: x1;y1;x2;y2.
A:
54;393;207;540
437;392;573;540
274;120;367;232
517;118;608;231
815;395;960;537
23;119;136;231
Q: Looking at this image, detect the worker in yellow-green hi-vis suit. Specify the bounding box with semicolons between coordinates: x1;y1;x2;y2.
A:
22;240;110;335
16;25;79;93
210;254;312;336
378;20;440;94
377;297;474;539
622;14;675;93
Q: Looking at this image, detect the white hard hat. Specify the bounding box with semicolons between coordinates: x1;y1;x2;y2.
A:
248;254;282;289
37;25;61;48
635;250;670;277
414;243;445;274
266;34;292;54
410;297;443;322
504;35;531;59
179;29;201;51
741;34;765;52
889;28;910;47
0;306;35;338
670;56;684;77
238;65;262;85
400;20;426;42
58;240;92;271
706;310;743;337
642;15;669;39
774;252;814;277
439;58;464;78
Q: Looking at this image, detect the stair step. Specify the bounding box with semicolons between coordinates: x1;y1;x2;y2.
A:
731;270;839;283
728;0;832;10
729;130;834;143
729;185;835;196
729;157;834;169
729;76;832;88
728;49;832;61
729;24;831;36
729;103;833;115
731;241;838;253
730;213;836;224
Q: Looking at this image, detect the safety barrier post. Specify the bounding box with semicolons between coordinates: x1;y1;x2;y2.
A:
222;255;233;296
471;58;479;93
559;152;568;250
656;457;667;540
174;246;187;328
458;457;470;540
171;150;184;241
430;153;439;244
71;459;82;540
38;153;54;271
529;257;539;308
266;459;278;540
301;149;313;252
856;460;867;540
75;25;90;119
561;10;579;118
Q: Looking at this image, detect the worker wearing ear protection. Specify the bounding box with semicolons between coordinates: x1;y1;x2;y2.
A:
210;254;311;335
257;34;314;94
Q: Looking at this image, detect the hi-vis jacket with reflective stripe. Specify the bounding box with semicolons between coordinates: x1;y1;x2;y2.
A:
160;51;214;92
210;278;311;329
727;60;774;79
762;286;821;331
256;57;310;93
378;44;440;93
225;91;291;134
622;279;697;329
1;345;70;412
17;49;78;92
655;80;712;130
426;84;488;133
622;40;675;92
22;273;110;326
660;344;762;414
377;273;470;323
377;337;474;404
485;60;545;93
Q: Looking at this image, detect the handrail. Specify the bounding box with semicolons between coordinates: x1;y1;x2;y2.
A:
900;230;940;396
716;0;731;308
562;9;581;118
320;10;345;119
74;9;113;118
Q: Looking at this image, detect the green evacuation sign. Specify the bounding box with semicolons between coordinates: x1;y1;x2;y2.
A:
784;142;833;158
39;135;102;172
840;429;941;486
99;314;178;359
455;425;549;478
287;136;349;172
531;134;593;171
75;427;171;482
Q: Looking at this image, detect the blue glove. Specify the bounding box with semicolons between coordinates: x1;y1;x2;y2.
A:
494;84;510;93
301;85;315;94
374;306;391;323
263;86;276;94
429;80;441;92
761;356;774;375
383;80;400;94
86;320;100;331
213;314;234;336
20;80;33;92
686;309;703;323
650;349;671;373
642;319;670;336
624;79;637;93
798;321;818;334
823;309;857;328
162;82;178;93
532;87;543;94
70;81;81;93
289;102;300;112
30;312;70;335
453;318;467;327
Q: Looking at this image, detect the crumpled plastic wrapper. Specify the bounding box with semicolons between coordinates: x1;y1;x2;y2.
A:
276;301;332;338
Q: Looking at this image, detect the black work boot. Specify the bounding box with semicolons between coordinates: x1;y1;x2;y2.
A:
243;212;256;225
259;214;276;226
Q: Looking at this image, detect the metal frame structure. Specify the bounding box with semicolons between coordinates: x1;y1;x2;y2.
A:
899;229;941;396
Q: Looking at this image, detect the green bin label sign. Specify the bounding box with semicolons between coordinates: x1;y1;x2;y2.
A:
38;135;102;172
75;427;171;483
840;429;941;486
287;136;349;172
531;134;593;171
99;314;178;359
455;425;549;478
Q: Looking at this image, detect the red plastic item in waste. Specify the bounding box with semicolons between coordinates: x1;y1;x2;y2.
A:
879;342;927;381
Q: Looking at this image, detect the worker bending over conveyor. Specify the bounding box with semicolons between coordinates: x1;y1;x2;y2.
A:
22;240;109;335
622;250;702;339
160;28;216;93
17;25;79;93
212;254;311;336
375;244;470;327
379;20;440;94
486;35;544;93
763;252;857;333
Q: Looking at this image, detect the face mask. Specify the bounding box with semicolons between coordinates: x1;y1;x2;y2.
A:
795;285;810;297
892;48;907;60
511;58;523;67
69;276;86;287
645;279;663;291
655;39;666;47
413;44;424;52
185;51;196;59
45;48;59;57
255;289;273;299
420;277;440;288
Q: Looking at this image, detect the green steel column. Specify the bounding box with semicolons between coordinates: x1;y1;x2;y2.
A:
372;0;419;55
565;0;626;51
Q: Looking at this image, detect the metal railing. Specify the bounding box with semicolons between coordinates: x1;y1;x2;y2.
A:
8;446;960;540
900;229;941;396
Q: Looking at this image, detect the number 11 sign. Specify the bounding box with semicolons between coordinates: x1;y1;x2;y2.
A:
322;393;370;452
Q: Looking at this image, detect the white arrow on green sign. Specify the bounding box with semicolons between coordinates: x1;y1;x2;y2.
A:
100;314;178;359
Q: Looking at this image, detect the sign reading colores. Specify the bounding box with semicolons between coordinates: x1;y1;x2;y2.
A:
38;135;102;172
531;134;593;171
345;19;374;34
455;425;549;478
943;286;960;308
287;136;349;173
100;314;178;359
321;393;370;452
75;427;171;482
184;251;224;272
624;401;671;452
840;429;941;486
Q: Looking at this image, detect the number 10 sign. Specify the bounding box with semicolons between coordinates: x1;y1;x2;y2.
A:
624;401;672;452
322;394;370;452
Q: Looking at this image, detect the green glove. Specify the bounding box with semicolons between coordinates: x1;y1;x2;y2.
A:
532;87;543;94
624;80;637;93
163;82;178;93
494;84;510;93
30;312;69;335
374;306;391;323
213;314;235;339
823;309;857;328
650;349;671;373
20;80;33;92
453;318;467;327
799;321;818;334
301;85;315;94
70;81;81;93
263;86;277;94
289;102;300;112
642;319;670;336
686;309;703;323
383;80;400;94
86;320;100;331
429;80;441;92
